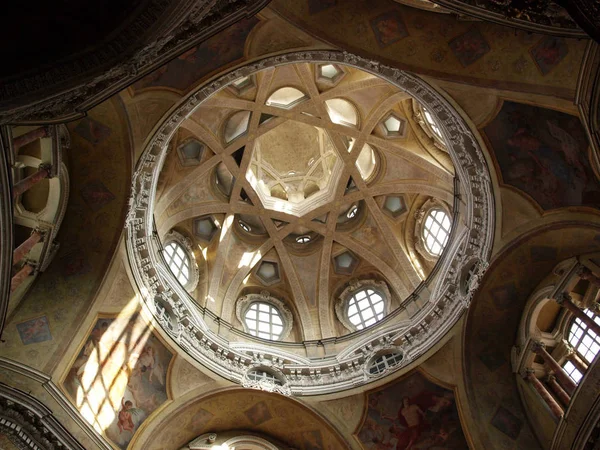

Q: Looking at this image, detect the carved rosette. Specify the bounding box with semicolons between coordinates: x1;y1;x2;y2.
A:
125;50;495;395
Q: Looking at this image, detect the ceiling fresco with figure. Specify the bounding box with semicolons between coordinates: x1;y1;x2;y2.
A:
0;97;132;374
270;0;588;99
357;370;469;449
63;313;173;450
483;101;600;211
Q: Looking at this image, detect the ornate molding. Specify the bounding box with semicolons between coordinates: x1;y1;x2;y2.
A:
0;383;85;450
124;50;495;395
0;126;13;338
0;0;271;124
430;0;585;38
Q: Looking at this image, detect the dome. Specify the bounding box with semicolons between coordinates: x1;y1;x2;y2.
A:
126;51;494;395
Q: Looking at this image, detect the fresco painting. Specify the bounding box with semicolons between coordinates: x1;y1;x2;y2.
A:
530;36;568;75
16;316;52;345
370;11;409;48
307;0;337;15
244;400;273;426
73;117;112;145
63;314;172;450
490;407;523;440
485;101;600;210
448;28;490;67
132;17;258;92
357;371;468;449
80;180;116;212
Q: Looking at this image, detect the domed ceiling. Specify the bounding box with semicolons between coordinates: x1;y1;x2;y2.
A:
127;51;495;395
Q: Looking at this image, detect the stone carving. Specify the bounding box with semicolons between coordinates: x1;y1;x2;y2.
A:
0;384;85;450
124;50;494;395
0;0;271;124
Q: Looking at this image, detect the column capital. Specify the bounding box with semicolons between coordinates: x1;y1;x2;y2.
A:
546;374;557;383
32;227;49;237
576;265;592;279
38;163;53;177
532;340;546;353
555;292;572;305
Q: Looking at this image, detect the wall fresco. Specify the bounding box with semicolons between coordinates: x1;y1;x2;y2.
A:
63;313;172;450
484;101;600;210
357;371;468;449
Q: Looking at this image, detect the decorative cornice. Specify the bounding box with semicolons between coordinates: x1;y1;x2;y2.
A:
0;0;271;124
0;126;14;338
124;50;495;395
0;383;85;450
430;0;585;38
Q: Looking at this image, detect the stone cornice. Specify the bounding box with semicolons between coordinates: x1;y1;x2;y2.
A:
0;126;14;338
0;0;271;125
430;0;585;38
125;50;495;395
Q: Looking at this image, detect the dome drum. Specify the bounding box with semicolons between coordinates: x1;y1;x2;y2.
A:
125;50;494;395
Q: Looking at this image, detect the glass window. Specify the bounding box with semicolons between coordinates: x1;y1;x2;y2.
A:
164;242;190;286
296;235;311;244
247;369;283;385
423;209;451;256
244;302;284;340
369;352;404;375
562;360;583;384
347;288;385;330
568;309;600;367
266;87;306;109
423;107;442;139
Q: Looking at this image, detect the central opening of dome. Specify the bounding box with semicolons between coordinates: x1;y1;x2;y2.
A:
247;120;343;216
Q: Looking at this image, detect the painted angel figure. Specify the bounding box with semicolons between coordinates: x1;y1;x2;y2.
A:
117;398;143;434
382;391;452;450
137;345;165;385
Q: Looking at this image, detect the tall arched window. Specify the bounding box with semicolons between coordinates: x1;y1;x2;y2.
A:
423;209;451;256
164;241;190;286
563;308;600;383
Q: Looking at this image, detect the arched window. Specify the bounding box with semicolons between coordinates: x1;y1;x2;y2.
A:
335;280;391;332
325;98;358;127
247;369;283;386
162;231;199;292
266;87;306;109
244;302;284;340
423;209;451;256
422;106;443;140
567;309;600;366
347;288;385;330
368;352;404;375
164;241;191;286
296;235;311;244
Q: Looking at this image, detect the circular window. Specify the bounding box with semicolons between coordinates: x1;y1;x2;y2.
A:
423;209;451;256
368;352;404;375
164;242;190;286
347;288;386;330
244;302;284;340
